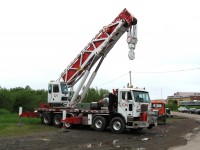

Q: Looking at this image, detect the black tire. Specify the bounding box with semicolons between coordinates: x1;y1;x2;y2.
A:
110;117;125;134
53;114;62;127
93;116;107;132
147;124;153;129
41;113;52;125
137;127;143;132
163;119;166;125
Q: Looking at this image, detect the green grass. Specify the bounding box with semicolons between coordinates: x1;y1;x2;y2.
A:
0;112;57;137
166;117;175;123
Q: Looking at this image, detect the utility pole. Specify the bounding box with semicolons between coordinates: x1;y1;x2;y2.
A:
129;71;133;88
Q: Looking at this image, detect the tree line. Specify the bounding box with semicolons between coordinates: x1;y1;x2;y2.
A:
0;86;109;113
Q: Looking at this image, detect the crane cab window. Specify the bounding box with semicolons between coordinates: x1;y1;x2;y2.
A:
61;83;68;94
48;84;52;93
53;85;59;93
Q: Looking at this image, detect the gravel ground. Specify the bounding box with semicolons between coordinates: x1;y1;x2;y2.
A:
169;111;200;150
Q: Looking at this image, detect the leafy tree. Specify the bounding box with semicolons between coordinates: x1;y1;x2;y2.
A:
0;86;47;112
98;88;109;99
83;87;109;103
0;85;108;112
166;99;178;111
13;90;35;112
12;87;47;112
0;88;14;112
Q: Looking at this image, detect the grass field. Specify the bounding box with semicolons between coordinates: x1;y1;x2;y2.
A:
0;110;57;137
0;109;177;138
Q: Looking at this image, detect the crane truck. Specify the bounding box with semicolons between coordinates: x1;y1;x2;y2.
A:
19;8;157;134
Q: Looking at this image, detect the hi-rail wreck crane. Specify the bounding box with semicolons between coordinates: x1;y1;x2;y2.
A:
19;8;157;134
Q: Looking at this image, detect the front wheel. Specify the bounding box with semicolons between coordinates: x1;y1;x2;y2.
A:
110;117;125;134
147;124;154;129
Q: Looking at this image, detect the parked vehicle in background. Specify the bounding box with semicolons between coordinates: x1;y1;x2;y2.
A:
178;107;189;113
166;108;173;118
189;108;196;114
151;100;167;125
195;109;200;115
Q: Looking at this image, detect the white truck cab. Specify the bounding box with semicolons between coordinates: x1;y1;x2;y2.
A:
47;81;69;104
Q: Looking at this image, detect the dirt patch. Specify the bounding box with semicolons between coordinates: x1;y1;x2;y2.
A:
0;116;199;150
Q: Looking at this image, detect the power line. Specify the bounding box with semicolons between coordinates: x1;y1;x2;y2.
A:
97;71;129;87
133;67;200;74
97;67;200;87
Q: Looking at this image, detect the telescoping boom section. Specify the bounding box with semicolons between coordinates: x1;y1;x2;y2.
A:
48;8;138;107
60;8;137;86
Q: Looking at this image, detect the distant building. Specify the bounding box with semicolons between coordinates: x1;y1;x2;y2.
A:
174;92;200;97
167;92;200;106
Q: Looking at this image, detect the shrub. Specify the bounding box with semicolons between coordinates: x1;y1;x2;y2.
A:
0;109;10;114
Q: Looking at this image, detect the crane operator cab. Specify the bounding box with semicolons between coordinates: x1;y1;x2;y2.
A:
47;81;71;106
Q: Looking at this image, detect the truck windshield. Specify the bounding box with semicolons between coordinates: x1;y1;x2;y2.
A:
132;90;150;103
61;83;68;94
152;103;163;108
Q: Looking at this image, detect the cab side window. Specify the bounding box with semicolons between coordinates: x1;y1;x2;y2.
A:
121;92;126;100
127;91;132;100
53;85;59;93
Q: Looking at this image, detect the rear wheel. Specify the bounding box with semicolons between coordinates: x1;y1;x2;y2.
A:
93;116;107;132
110;117;125;134
53;114;62;127
41;113;52;125
147;124;154;129
64;122;73;128
63;113;74;129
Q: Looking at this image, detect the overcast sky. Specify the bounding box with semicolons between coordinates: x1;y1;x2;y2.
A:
0;0;200;100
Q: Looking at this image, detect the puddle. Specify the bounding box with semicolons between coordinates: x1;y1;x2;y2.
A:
184;133;193;141
193;127;200;131
36;138;51;142
63;139;146;150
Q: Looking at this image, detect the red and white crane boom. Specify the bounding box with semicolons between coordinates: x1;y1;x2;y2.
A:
49;8;137;108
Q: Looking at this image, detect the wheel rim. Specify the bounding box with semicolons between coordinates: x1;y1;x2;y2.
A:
54;118;60;125
44;117;49;124
95;120;103;129
113;121;121;131
64;123;71;128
